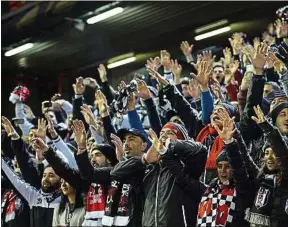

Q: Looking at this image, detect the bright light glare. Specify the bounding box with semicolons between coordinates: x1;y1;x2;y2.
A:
107;57;136;69
86;7;124;24
5;43;34;57
195;26;231;41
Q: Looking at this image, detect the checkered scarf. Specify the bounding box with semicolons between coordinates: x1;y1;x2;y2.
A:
197;179;237;227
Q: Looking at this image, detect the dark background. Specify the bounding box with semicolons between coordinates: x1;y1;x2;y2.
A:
2;1;286;118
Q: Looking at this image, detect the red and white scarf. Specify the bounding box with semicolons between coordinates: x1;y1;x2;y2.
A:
82;183;106;227
197;180;237;227
1;190;20;223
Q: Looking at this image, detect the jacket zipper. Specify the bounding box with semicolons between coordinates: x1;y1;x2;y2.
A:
155;168;161;227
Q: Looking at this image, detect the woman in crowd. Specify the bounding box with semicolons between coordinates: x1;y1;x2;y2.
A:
52;179;85;227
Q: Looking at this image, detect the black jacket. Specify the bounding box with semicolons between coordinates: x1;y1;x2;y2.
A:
253;121;288;227
239;75;266;167
76;151;145;227
142;140;207;227
162;84;203;139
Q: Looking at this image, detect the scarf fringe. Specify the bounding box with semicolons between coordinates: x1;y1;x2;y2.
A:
248;212;271;226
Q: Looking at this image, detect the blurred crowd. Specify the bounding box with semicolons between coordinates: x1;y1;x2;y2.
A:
1;5;288;227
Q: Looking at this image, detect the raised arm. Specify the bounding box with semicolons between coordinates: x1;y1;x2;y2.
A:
2;159;39;207
214;115;254;207
98;64;115;105
2;116;41;188
15;102;34;137
71;119;112;184
146;65;202;138
239;42;269;144
43;146;89;191
72;77;89;130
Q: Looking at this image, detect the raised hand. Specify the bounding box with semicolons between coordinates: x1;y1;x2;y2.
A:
160;50;171;70
201;50;216;68
31;137;49;154
180;41;194;63
229;33;245;55
98;64;108;82
251;42;268;71
188;79;200;98
94;90;109;117
36;118;47;142
170;59;182;84
71;120;86;151
146;57;161;72
1;116;18;137
253;37;261;51
84;77;98;89
80;104;97;128
110;133;124;161
73;77;86;95
214;116;236;141
252;105;265;124
149;128;163;151
267;51;286;73
90;117;105;139
146;65;169;86
142;129;161;164
225;60;239;85
136;78;151;100
222;47;233;67
191;54;203;71
190;61;212;91
45;114;58;139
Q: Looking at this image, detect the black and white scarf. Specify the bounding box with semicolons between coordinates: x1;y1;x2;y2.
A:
197;179;237;227
102;180;132;227
247;174;279;226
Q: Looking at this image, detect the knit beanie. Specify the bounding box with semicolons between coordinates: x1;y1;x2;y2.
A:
216;150;228;163
265;81;281;93
162;122;189;140
92;144;118;166
218;102;240;121
270;102;288;124
266;90;287;103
